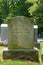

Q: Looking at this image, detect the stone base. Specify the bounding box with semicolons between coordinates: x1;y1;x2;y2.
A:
3;48;39;62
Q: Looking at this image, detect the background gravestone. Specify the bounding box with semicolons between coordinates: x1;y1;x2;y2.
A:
1;24;8;42
34;25;38;42
8;16;34;50
0;25;1;42
34;25;40;49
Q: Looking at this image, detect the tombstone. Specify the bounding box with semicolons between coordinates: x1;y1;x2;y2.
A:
0;25;1;34
8;16;34;49
1;24;8;43
0;25;1;43
34;25;38;42
3;16;39;61
33;25;40;48
0;25;1;41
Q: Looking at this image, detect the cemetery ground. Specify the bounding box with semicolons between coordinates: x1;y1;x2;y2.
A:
0;45;43;65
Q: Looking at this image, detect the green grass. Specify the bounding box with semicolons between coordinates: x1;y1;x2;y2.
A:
40;42;43;48
0;44;43;65
0;60;41;65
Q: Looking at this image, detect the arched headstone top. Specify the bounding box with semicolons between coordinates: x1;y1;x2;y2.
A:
8;16;34;24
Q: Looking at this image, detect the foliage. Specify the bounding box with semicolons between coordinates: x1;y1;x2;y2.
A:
0;0;32;24
26;0;38;4
0;0;3;2
28;3;38;16
26;0;43;27
0;0;43;28
0;0;9;24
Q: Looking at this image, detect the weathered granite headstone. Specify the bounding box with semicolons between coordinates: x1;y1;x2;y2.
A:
1;24;8;42
3;16;39;61
8;16;34;50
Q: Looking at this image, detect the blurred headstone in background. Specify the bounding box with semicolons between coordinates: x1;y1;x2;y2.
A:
34;25;38;42
1;24;8;44
0;25;1;42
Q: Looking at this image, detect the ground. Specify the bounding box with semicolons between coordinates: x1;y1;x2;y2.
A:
0;46;43;65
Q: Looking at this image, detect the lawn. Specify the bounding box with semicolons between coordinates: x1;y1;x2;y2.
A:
0;46;43;65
